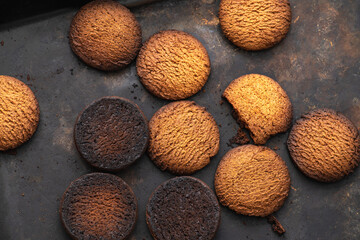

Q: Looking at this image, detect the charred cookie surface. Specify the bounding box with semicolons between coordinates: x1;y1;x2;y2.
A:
146;176;221;240
74;96;149;171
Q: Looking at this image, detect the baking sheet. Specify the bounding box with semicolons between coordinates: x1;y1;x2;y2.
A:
0;0;360;239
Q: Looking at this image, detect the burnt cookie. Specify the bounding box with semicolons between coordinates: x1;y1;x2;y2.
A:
146;176;220;240
223;74;292;144
74;96;149;171
0;75;40;151
287;109;360;182
137;30;211;100
69;0;142;71
215;145;290;217
219;0;291;51
148;101;220;175
60;173;137;240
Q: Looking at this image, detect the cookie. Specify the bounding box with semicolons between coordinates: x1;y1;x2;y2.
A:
69;0;142;71
219;0;291;51
146;176;220;240
148;101;220;175
137;30;211;100
215;145;290;217
74;97;149;171
287;109;360;182
0;75;40;151
60;173;137;240
223;74;292;144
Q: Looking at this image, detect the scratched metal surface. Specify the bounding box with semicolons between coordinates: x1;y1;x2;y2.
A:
0;0;359;239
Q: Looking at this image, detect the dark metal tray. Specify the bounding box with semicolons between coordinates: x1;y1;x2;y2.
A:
0;0;359;239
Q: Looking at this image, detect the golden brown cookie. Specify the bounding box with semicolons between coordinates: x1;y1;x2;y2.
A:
136;30;211;100
223;74;292;144
148;101;220;175
219;0;292;51
59;173;137;240
214;145;290;217
69;0;142;71
287;109;360;182
0;75;40;151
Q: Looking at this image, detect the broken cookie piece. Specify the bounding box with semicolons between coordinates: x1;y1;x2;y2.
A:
223;74;292;144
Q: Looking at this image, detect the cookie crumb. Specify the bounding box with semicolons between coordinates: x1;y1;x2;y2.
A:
267;215;285;235
229;128;250;146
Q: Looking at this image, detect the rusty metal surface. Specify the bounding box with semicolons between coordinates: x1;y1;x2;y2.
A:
120;0;162;7
0;0;359;239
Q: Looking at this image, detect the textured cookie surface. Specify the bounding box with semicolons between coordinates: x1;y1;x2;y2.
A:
74;97;149;171
146;176;220;240
60;173;137;240
69;0;142;71
0;75;40;151
219;0;291;51
215;145;290;217
287;109;360;182
148;101;219;175
223;74;292;144
137;30;210;100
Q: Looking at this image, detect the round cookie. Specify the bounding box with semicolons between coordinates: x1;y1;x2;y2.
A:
137;30;211;100
287;109;360;182
0;75;40;151
215;145;290;217
60;173;137;240
146;176;220;240
219;0;291;51
223;74;292;144
74;96;149;171
148;101;220;175
69;0;142;71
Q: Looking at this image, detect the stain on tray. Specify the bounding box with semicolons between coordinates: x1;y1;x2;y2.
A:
56;67;64;74
3;149;17;155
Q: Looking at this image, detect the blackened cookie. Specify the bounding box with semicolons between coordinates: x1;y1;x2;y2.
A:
74;96;149;171
215;145;290;217
69;0;142;71
146;176;220;240
148;101;220;175
60;173;137;240
287;109;360;182
137;30;211;100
